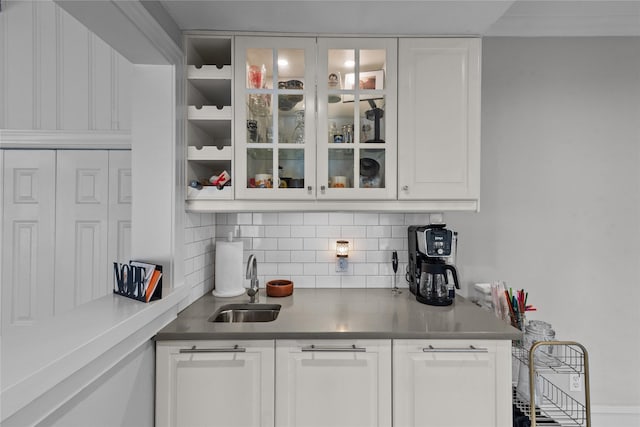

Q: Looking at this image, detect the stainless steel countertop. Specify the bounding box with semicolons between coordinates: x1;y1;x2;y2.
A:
155;288;521;341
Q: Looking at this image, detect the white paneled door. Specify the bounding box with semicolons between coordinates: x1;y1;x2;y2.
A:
54;150;109;313
1;149;131;325
107;150;132;288
1;150;56;326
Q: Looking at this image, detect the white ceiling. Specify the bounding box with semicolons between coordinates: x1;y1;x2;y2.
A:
160;0;640;37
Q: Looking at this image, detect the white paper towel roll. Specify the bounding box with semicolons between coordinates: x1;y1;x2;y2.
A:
213;240;245;297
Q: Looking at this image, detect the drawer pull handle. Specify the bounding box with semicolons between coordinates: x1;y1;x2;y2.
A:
301;344;366;353
422;345;488;353
179;345;246;353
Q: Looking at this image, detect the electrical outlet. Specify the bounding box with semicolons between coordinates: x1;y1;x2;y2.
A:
570;373;582;392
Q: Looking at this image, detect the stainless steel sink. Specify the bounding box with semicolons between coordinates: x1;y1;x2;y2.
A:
208;304;281;323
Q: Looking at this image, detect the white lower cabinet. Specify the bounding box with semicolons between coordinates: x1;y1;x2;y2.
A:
156;338;511;427
155;340;275;427
275;339;392;427
393;339;512;427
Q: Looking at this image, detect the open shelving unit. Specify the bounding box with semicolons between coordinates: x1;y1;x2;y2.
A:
185;35;234;200
512;341;591;426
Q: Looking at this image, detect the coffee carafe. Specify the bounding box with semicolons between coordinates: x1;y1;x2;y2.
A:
418;263;459;306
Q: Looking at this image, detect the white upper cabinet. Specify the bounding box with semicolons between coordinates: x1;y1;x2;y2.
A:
185;34;481;211
317;38;398;200
234;36;317;200
398;38;481;207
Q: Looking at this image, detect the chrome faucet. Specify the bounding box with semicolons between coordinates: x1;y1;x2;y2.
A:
245;254;259;303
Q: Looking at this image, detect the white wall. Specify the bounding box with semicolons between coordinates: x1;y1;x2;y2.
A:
0;0;131;130
448;37;640;409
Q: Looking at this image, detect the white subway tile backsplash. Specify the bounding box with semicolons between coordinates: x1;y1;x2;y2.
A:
291;250;317;263
278;263;304;275
253;238;278;251
378;238;405;251
303;238;329;251
265;225;291;238
392;225;408;239
316;275;340;288
278;238;303;250
278;212;304;225
315;250;335;263
291;275;316;288
304;212;328;225
291;225;316;238
353;238;379;251
212;212;424;289
354;212;379;225
185;213;202;228
329;212;354;225
185;212;217;294
239;225;264;238
265;251;291;263
347;250;366;263
200;213;215;226
354;263;379;276
380;213;405;225
253;212;279;225
237;213;254;225
259;263;279;276
366;250;390;263
315;225;343;238
367;276;393;288
404;213;430;225
340;225;367;238
341;275;366;288
304;263;329;275
367;226;391;238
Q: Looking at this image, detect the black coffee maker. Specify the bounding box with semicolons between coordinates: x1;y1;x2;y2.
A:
407;224;460;306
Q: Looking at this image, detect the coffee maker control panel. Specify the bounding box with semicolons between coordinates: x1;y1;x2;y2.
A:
418;228;453;257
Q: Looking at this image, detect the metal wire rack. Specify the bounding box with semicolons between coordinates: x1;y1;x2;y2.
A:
512;341;591;426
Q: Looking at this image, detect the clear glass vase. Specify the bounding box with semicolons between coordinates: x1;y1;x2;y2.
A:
290;110;305;144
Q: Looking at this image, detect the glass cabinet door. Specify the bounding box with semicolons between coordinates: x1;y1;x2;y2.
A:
317;38;397;200
235;37;316;199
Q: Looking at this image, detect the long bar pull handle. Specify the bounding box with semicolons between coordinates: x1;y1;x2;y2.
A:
179;345;247;353
301;344;366;353
422;345;488;353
